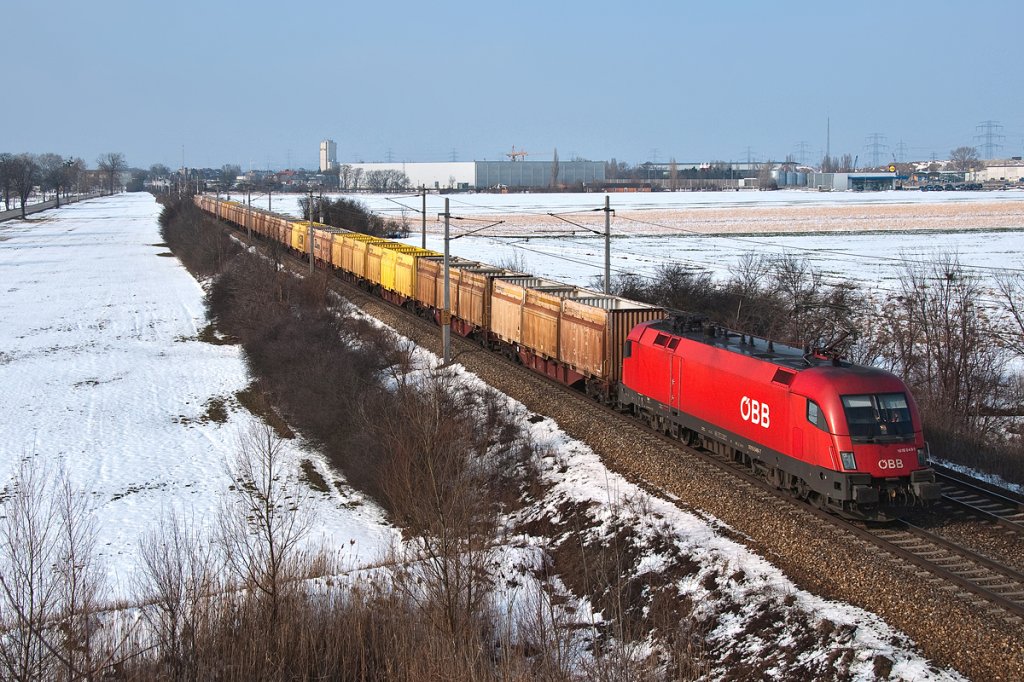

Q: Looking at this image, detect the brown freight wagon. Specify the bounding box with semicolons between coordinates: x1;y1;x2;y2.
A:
312;226;344;268
415;256;479;311
491;277;577;356
454;265;514;333
559;294;665;391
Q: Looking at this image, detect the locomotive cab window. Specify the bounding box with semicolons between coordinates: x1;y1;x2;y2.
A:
806;400;828;432
841;393;913;442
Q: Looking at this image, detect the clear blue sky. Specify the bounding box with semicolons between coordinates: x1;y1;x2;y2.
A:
3;0;1022;170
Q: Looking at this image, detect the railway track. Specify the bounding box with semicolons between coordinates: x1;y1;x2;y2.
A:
933;467;1024;534
251;228;1024;623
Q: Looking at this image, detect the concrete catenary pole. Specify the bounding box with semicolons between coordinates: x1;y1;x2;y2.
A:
421;185;427;250
442;197;452;365
604;194;611;295
308;189;314;276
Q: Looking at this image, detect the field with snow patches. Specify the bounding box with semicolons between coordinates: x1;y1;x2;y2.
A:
262;189;1024;294
0;194;965;679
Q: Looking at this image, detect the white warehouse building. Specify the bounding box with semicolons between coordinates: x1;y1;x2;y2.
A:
337;160;605;190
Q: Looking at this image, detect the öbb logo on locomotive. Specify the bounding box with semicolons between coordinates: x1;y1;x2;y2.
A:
739;396;771;428
878;459;905;470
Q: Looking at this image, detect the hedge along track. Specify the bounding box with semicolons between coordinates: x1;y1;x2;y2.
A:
224;223;1024;678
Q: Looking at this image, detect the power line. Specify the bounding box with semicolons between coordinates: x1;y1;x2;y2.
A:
975;120;1005;160
865;133;888;168
612;213;1024;276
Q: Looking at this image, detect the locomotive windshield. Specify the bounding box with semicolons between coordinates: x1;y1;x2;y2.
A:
840;393;914;442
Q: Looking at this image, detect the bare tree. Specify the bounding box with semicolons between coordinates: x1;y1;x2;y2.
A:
550;147;560;188
996;270;1024;358
37;153;76;206
948;146;981;172
338;163;352;190
0;461;107;681
149;163;171;179
220;164;241;189
96;152;127;195
669;158;679;191
10;154;39;218
136;511;217;680
217;422;314;636
757;160;777;190
0;152;16;210
876;255;1005;438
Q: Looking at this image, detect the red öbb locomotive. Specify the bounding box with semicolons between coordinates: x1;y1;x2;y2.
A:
619;315;941;520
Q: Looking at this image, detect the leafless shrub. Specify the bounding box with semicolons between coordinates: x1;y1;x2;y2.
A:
134;511;218;680
876;255;1006;440
0;460;113;681
217;422;315;638
158;199;242;279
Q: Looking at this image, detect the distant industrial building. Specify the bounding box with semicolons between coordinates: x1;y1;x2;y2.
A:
474;160;605;189
334;160;604;190
805;172;897;191
319;140;337;172
968;159;1024;184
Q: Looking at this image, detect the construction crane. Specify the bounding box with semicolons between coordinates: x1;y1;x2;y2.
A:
506;145;528;162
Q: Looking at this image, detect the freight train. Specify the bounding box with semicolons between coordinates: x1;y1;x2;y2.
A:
194;195;941;519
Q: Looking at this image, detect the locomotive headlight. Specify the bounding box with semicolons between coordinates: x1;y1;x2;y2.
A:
917;444;929;466
840;451;857;470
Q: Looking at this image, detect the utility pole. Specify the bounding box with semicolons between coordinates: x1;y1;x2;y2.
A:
439;198;452;365
421;185;427;249
308;188;314;276
604;195;612;295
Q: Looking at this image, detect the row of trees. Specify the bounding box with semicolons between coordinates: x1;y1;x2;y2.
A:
0;152;128;217
299;195;410;238
334;165;411;192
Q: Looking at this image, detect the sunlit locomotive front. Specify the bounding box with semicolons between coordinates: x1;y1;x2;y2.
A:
619;316;942;520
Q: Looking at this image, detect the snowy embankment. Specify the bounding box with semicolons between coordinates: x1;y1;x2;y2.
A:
0;194;965;679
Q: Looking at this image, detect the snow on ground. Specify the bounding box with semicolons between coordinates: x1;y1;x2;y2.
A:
0;194;966;678
0;194;399;602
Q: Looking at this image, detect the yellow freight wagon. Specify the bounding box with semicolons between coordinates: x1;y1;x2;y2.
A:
372;244;441;298
346;235;391;281
291;221;312;253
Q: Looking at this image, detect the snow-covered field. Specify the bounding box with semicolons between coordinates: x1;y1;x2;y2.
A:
0;195;398;600
0;194;966;679
259;190;1024;293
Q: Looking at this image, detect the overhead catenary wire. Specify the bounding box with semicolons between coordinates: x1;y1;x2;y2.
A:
287;192;1024;283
